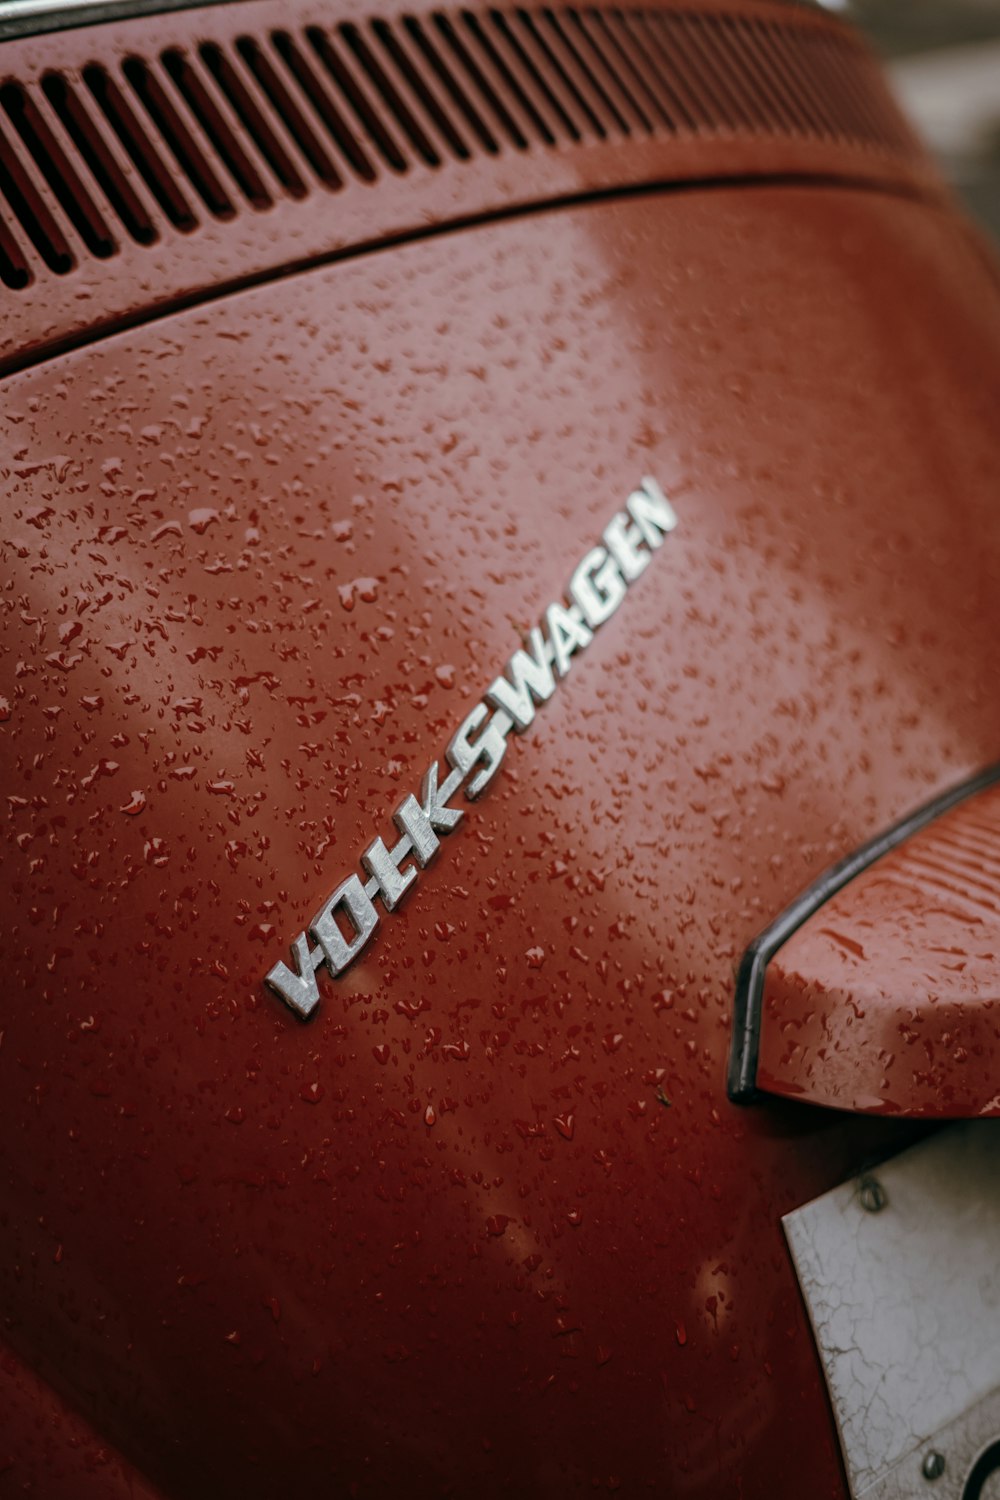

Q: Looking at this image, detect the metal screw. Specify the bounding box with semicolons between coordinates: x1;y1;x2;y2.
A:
921;1451;946;1482
858;1175;887;1213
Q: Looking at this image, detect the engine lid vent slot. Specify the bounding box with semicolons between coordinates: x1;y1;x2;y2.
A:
0;1;933;376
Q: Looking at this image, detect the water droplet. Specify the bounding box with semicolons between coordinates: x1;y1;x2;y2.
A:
143;838;169;867
150;521;182;543
188;507;219;535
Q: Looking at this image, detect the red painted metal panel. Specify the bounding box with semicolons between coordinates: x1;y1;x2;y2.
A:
0;1337;168;1500
3;179;1000;1495
758;782;1000;1117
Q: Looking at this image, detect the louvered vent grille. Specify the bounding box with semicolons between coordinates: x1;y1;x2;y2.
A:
0;6;919;292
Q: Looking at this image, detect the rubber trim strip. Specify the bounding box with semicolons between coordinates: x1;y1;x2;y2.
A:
0;0;823;43
728;759;1000;1104
0;0;239;43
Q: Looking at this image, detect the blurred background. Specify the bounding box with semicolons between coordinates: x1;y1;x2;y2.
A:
820;0;1000;240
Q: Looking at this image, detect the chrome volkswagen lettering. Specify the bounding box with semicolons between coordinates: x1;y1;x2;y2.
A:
265;477;678;1018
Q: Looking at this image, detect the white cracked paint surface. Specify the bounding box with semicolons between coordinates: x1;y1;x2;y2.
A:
874;1385;1000;1500
783;1122;1000;1497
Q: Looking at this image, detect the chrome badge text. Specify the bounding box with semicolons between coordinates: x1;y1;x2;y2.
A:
265;477;678;1018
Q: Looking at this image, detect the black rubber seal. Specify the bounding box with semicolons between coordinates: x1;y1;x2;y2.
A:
963;1439;1000;1500
0;0;238;43
0;0;828;44
727;760;1000;1104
